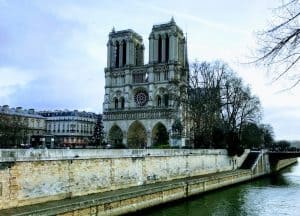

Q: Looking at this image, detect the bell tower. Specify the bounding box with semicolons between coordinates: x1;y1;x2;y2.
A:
103;19;190;148
106;28;144;68
149;17;187;66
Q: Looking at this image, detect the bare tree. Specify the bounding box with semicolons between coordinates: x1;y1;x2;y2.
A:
221;77;262;138
255;0;300;88
168;60;262;150
188;61;227;148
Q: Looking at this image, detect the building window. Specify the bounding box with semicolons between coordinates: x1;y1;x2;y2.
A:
164;94;169;107
166;34;169;62
121;97;125;109
164;70;169;80
122;40;126;66
155;72;160;81
135;44;140;65
114;98;118;109
157;96;161;107
158;35;162;63
115;41;120;68
133;73;146;83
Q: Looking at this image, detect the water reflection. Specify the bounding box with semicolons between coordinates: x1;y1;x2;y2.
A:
139;159;300;216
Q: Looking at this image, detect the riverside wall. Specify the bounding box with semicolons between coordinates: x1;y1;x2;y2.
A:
0;149;249;210
0;149;297;216
274;157;298;171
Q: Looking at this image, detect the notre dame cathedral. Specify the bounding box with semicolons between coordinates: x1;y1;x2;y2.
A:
103;18;189;148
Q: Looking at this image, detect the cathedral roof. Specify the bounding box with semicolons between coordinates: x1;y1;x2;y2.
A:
109;29;143;41
152;17;183;35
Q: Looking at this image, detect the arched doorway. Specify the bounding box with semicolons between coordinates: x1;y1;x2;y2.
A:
127;121;147;148
108;125;123;147
152;122;169;147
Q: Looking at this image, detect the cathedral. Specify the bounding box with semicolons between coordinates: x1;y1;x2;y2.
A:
103;18;189;148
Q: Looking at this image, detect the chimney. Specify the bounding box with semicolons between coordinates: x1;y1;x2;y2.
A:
3;105;9;112
28;109;35;114
16;107;22;113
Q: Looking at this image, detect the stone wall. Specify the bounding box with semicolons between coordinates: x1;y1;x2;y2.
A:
0;149;249;210
275;157;298;171
251;151;271;177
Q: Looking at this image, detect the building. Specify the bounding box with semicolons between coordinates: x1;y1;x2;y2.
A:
103;18;190;148
39;110;98;147
0;105;99;148
0;105;46;147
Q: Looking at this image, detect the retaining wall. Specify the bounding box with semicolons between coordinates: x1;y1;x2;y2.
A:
274;157;298;171
0;149;249;210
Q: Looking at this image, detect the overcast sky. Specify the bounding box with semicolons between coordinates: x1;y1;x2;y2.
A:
1;0;299;140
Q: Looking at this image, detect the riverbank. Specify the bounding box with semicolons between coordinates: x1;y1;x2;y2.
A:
0;169;253;216
0;149;249;210
139;158;300;216
1;160;296;216
0;149;297;216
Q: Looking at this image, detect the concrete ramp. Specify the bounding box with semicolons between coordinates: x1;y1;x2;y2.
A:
240;151;260;170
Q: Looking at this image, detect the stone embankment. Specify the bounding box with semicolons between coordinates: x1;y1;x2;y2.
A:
0;149;297;215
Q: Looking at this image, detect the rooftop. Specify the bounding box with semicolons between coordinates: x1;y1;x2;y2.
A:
109;28;143;41
38;110;99;118
0;105;44;118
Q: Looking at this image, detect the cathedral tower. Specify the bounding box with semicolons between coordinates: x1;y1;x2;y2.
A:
103;18;189;148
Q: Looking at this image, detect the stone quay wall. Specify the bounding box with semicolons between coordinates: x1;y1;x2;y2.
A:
0;149;249;210
275;157;298;171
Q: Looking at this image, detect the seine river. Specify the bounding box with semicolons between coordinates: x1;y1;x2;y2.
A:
140;159;300;216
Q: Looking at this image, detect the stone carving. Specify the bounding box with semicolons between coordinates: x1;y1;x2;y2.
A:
134;90;148;107
103;109;172;121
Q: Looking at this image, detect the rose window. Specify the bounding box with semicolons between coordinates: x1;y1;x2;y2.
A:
134;90;149;106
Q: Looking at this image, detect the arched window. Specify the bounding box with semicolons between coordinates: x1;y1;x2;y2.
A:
164;94;169;107
158;35;162;63
115;41;120;68
165;34;169;62
157;96;161;107
122;40;126;66
121;97;125;109
135;44;140;65
114;98;118;109
164;70;169;80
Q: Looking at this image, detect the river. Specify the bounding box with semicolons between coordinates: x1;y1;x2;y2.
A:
139;159;300;216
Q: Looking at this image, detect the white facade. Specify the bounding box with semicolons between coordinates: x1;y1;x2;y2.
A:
39;110;98;147
103;18;189;148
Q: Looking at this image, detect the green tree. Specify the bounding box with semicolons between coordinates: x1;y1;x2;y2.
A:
275;140;291;151
0;114;28;148
241;123;264;149
261;124;275;149
91;114;105;148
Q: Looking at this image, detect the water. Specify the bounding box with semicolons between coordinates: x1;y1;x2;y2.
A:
140;159;300;216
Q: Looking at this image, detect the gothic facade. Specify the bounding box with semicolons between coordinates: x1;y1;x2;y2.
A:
103;18;189;148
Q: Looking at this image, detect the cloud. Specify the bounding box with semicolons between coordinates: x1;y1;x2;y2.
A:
0;67;37;99
0;1;105;112
133;0;248;34
0;0;299;140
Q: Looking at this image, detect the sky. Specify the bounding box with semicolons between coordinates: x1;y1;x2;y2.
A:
0;0;299;140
